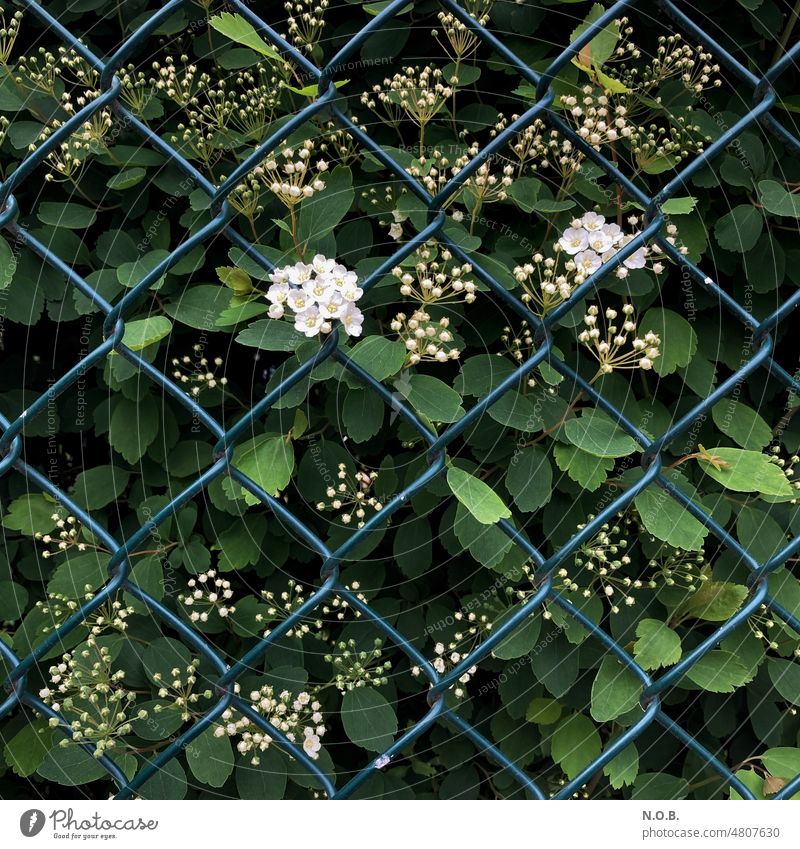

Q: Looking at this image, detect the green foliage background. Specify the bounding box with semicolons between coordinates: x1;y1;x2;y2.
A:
1;0;800;800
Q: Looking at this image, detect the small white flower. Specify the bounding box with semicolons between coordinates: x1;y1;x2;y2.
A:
303;275;335;302
558;226;589;255
268;269;290;285
287;288;313;312
267;256;362;338
341;303;364;337
339;279;364;303
318;291;346;319
574;250;602;276
581;211;606;231
311;254;335;274
302;732;322;758
388;222;403;240
587;230;614;253
294;306;324;337
623;246;647;269
602;222;623;245
266;282;290;304
287;262;314;285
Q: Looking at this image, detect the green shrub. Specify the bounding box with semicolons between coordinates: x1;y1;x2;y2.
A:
1;0;799;800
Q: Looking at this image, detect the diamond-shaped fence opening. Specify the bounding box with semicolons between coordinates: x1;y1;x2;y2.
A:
1;0;799;800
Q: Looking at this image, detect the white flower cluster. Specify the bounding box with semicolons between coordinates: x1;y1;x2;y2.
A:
325;637;392;692
411;641;477;700
572;518;638;613
578;303;661;374
647;548;708;593
179;569;236;622
392;245;476;307
361;65;453;131
768;448;800;500
153;659;213;722
35;512;88;558
408;145;515;211
39;639;144;757
0;7;23;65
390;309;460;366
316;463;383;528
284;0;329;53
434;0;493;64
560;91;633;147
557;211;657;277
258;579;322;640
499;321;554;389
254;139;329;207
514;211;666;316
266;254;364;338
492;113;583;179
37;593;133;637
216;686;326;764
319;581;369;622
171;349;228;398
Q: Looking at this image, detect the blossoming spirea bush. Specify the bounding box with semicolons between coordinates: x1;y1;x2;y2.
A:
1;0;800;800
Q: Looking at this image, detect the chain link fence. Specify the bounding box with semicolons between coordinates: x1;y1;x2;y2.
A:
1;0;799;799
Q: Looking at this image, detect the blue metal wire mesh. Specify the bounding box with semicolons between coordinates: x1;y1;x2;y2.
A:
1;0;799;800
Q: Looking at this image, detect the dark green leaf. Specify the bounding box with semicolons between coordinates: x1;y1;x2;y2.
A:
697;447;792;496
553;444;613;491
590;655;643;722
759;180;800;218
208;12;282;59
634;469;708;551
186;727;234;787
345;336;407;383
70;465;130;510
3;720;53;777
492;608;541;660
711;400;772;450
226;434;295;505
342;388;384;443
641;307;697;376
236;318;303;351
37;202;97;230
138;758;187;799
447;465;512;525
505;445;553;512
680;581;748;622
551;713;601;779
715;204;763;252
235;747;287;799
768;659;800;705
632;773;689;799
341;688;397;752
525;697;562;725
397;374;464;423
684;650;752;693
563;412;639;458
37;744;108;786
633;619;682;671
